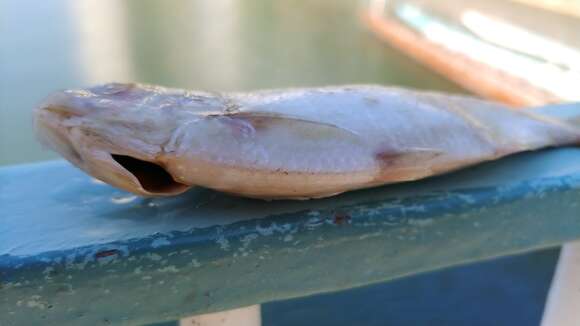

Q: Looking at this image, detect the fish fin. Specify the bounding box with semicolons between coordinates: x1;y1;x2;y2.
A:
533;103;580;128
375;147;444;166
374;148;445;181
213;111;361;142
222;111;356;131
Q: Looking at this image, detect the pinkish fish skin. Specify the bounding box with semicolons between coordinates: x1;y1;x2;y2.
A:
34;83;580;199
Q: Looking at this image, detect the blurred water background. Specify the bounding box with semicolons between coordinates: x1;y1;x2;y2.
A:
0;0;462;165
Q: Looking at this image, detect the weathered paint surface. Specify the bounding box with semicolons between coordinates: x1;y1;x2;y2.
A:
2;148;580;325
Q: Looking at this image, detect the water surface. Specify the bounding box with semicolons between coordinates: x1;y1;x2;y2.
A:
0;0;461;165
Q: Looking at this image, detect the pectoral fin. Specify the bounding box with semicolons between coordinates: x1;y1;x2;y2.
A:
214;111;361;143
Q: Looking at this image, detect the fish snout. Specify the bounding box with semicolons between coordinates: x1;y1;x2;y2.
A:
38;89;101;118
34;104;190;197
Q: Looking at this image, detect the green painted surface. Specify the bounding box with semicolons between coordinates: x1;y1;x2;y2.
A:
2;148;580;324
0;0;461;166
263;248;559;326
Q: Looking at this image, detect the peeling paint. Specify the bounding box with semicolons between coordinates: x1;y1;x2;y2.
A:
146;253;163;261
157;266;179;273
216;236;230;251
457;194;477;204
241;234;259;247
408;218;434;227
256;225;275;236
25;295;49;310
305;217;324;229
358;232;383;240
150;238;171;248
191;259;201;268
110;195;137;204
3;150;580;325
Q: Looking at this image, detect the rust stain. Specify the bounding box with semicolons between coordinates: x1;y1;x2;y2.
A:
95;249;121;259
333;211;351;225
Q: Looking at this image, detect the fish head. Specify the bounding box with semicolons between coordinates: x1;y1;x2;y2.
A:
35;83;379;198
34;83;221;196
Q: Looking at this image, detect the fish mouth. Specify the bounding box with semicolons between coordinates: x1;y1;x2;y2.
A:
35;101;189;197
110;154;189;195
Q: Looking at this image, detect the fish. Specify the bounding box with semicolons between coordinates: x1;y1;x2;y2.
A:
34;83;580;200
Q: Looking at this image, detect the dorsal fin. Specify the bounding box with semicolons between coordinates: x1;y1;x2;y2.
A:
210;111;361;142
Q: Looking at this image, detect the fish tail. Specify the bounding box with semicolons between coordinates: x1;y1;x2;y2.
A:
533;103;580;128
532;103;580;147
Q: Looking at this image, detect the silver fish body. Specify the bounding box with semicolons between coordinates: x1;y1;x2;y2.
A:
35;83;580;199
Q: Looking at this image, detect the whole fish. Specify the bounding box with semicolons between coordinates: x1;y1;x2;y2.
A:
35;83;580;199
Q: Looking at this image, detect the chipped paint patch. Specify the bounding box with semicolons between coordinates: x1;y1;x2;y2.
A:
241;234;259;247
359;231;383;240
307;210;321;217
25;295;49;310
255;222;293;237
151;238;171;248
408;218;434;227
158;266;179;273
216;236;230;251
191;259;201;267
42;267;55;279
457;194;477;204
305;217;324;230
146;253;163;261
256;225;275;236
110;195;137;204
